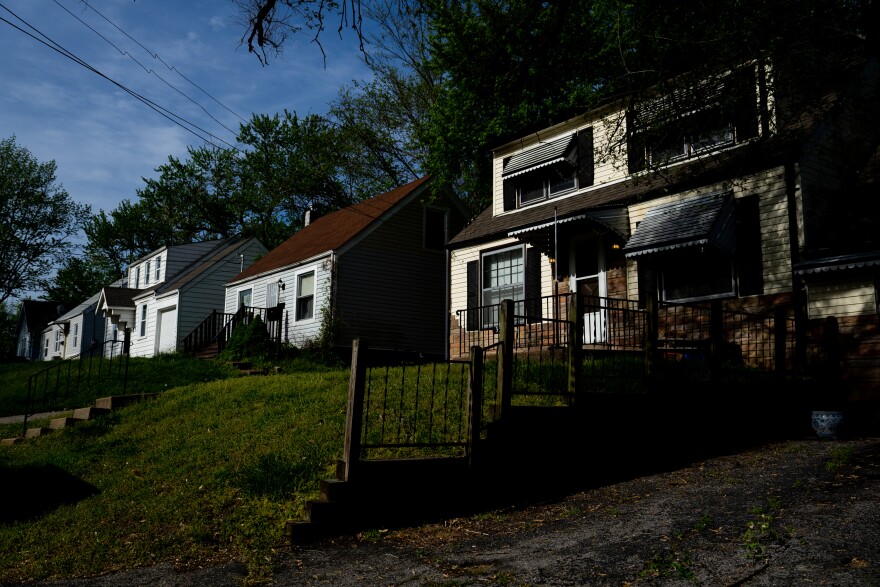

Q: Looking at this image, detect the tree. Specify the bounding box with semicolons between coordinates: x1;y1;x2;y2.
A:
0;136;90;306
236;0;369;65
419;0;873;203
328;0;436;195
41;256;119;310
0;301;17;360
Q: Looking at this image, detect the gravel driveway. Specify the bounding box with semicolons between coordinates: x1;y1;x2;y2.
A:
33;435;880;586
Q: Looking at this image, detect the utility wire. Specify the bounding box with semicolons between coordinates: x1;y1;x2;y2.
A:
0;3;241;152
68;0;247;124
53;0;241;138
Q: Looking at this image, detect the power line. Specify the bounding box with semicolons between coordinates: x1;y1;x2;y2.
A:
52;0;242;138
78;0;247;124
0;3;241;152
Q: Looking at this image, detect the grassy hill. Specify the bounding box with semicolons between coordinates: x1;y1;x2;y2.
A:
0;357;350;584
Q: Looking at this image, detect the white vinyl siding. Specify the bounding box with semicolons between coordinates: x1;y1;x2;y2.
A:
491;106;628;218
807;279;877;319
625;168;790;302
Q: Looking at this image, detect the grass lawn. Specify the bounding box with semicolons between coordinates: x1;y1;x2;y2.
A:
0;358;350;584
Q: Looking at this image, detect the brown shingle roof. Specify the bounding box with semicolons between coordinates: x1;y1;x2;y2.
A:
228;176;431;284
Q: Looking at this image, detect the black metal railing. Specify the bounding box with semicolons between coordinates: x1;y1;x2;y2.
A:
359;352;472;459
182;304;286;356
23;337;131;435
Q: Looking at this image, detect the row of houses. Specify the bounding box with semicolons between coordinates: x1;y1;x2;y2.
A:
14;57;880;404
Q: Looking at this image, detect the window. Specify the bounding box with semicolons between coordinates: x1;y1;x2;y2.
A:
145;261;151;285
73;323;79;348
44;335;49;358
296;272;315;321
134;266;140;288
155;257;162;282
660;248;735;302
54;329;62;352
481;247;524;327
139;304;147;337
648;115;733;166
627;69;760;173
424;208;447;250
238;288;252;309
502;128;593;211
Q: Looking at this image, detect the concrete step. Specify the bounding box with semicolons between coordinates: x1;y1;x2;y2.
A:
94;394;156;410
72;406;111;420
1;437;23;446
49;417;79;430
25;427;54;439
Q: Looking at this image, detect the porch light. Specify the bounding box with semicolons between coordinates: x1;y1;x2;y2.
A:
612;243;621;249
277;278;285;291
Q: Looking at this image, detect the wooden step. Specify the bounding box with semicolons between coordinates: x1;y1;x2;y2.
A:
237;369;267;376
72;406;110;420
306;499;349;525
231;361;253;370
320;478;352;502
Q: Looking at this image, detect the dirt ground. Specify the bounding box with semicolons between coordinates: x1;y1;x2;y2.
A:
34;434;880;586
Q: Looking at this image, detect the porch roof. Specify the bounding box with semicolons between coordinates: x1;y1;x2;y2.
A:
623;191;736;257
794;251;880;275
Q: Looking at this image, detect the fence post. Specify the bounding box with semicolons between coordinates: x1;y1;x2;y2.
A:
644;291;658;386
567;292;583;398
709;299;723;381
774;307;787;378
467;345;484;470
496;299;514;420
343;338;368;482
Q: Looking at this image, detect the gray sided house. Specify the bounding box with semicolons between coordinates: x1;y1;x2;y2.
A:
40;291;107;361
448;58;880;404
97;236;267;358
224;176;469;357
15;300;65;361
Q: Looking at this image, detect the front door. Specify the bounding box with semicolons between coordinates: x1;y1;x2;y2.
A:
571;238;606;343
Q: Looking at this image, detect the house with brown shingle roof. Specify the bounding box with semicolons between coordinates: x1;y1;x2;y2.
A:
96;236;267;358
224;176;469;356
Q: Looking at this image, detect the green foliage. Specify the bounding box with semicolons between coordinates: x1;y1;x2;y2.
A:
0;363;350;583
220;315;273;362
826;446;854;471
741;500;788;561
40;256;119;310
0;353;240;418
640;550;697;582
0;135;91;306
0;302;17;360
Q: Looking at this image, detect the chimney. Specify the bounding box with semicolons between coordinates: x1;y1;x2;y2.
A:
304;209;311;227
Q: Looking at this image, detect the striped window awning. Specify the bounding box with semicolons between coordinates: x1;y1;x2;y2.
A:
624;191;735;257
502;134;576;179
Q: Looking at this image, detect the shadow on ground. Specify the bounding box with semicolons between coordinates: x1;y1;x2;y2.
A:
0;464;98;524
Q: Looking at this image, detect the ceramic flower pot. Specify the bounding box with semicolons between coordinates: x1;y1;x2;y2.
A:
811;410;845;439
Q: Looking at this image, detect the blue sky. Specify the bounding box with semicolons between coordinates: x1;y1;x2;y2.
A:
0;0;371;217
